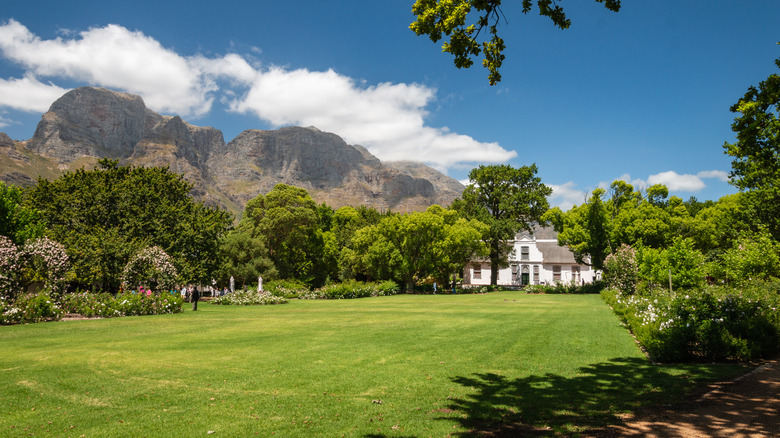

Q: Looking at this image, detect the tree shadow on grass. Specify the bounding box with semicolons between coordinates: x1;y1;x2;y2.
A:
441;357;746;437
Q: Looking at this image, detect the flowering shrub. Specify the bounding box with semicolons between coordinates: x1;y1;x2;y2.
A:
112;292;184;316
0;295;20;324
459;285;503;294
524;281;605;294
300;280;400;300
317;282;374;299
61;292;118;317
0;292;63;324
1;236;71;300
22;237;71;295
602;283;780;362
265;279;310;298
122;246;178;292
604;244;639;294
60;291;183;318
0;235;20;299
210;290;288;305
1;290;183;324
376;280;400;296
299;289;327;300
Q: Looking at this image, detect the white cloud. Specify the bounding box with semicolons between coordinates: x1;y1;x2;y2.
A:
0;112;14;129
598;174;647;192
596;169;730;196
0;74;68;112
697;170;729;182
0;19;225;117
648;171;705;192
228;66;516;170
548;182;588;210
0;19;516;172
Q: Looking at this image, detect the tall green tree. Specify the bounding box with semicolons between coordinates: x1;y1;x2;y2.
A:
545;187;612;271
410;0;621;85
332;206;385;280
546;181;714;272
239;184;333;287
0;182;45;245
219;229;278;289
692;193;754;253
454;164;551;285
637;238;705;291
24;159;232;289
347;206;487;291
724;56;780;240
427;205;489;288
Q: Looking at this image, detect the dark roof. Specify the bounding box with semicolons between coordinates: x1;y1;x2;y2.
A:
516;224;559;241
536;241;578;264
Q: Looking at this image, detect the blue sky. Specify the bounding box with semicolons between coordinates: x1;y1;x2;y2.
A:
0;1;778;209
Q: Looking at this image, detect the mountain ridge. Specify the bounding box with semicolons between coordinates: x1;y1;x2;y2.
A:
0;87;464;216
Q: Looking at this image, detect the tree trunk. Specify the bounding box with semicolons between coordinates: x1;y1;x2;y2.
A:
490;250;500;286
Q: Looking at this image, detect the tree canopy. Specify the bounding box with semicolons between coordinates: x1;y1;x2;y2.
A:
239;184;333;287
345;205;488;291
218;229;277;289
724;56;780;240
454;164;551;284
410;0;621;85
23;159;232;289
545;181;704;269
0;182;45;245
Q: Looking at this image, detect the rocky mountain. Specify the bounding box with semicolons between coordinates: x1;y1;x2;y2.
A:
0;87;464;216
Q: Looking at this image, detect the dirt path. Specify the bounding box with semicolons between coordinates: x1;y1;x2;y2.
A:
590;359;780;437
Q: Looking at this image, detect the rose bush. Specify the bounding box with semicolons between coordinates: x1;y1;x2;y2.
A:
0;292;63;324
122;246;178;292
210;290;288;305
22;237;71;295
301;280;400;300
0;235;20;300
604;244;639;294
602;281;780;362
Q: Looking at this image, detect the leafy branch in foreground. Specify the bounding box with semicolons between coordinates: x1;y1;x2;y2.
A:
410;0;621;85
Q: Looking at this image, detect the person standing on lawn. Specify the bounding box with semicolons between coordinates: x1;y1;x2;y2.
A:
191;285;200;311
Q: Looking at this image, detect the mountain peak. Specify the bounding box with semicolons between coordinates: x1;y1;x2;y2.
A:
1;87;464;215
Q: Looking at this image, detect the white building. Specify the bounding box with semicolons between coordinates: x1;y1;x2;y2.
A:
464;226;598;287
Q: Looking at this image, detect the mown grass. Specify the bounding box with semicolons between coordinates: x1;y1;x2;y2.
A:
0;293;746;436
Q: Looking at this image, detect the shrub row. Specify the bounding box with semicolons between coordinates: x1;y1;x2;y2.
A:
61;291;184;317
300;280;400;300
0;292;63;324
210;290;288;305
0;291;184;325
524;281;605;295
264;279;310;299
602;281;780;362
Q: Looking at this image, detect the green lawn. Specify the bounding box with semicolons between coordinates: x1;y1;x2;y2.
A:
0;293;746;437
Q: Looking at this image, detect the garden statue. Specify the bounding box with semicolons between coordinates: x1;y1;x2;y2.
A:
230;276;235;294
258;276;263;292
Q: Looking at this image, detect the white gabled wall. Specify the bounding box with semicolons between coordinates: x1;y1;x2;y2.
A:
463;231;598;286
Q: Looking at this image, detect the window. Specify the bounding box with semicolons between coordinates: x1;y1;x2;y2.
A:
473;264;482;280
520;246;529;260
553;265;561;282
533;265;539;284
511;265;518;282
